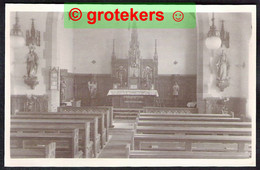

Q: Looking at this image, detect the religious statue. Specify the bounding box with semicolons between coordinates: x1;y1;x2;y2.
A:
116;66;126;87
172;81;180;107
142;66;153;89
131;49;140;67
130;66;139;78
26;45;39;77
23;44;39;89
88;76;97;99
217;97;230;114
88;76;97;106
216;50;230;91
60;77;67;103
25;95;36;112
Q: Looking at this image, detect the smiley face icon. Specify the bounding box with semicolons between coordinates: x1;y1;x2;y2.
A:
173;11;184;22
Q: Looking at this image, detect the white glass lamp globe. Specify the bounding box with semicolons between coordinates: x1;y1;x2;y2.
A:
205;36;222;50
11;35;25;48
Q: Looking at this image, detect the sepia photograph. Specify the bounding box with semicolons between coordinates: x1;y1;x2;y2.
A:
4;3;256;167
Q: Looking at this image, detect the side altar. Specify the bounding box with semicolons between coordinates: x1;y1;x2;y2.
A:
108;23;159;108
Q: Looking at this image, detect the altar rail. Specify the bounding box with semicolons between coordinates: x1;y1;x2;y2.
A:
143;107;198;114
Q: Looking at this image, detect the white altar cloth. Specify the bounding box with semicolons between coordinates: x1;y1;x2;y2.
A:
107;89;159;97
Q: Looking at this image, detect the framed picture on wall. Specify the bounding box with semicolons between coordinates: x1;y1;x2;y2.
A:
49;67;59;90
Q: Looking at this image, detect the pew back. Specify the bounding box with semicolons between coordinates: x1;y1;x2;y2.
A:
11;122;92;158
11;118;99;157
11;129;81;158
58;106;113;127
11;142;56;158
137;120;251;128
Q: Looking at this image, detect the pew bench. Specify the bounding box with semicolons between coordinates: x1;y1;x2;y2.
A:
58;106;114;128
11;118;100;158
132;134;251;152
11;129;82;158
125;144;251;159
11;142;56;158
137;120;251;128
16;111;109;144
11;122;93;158
139;113;232;118
135;125;251;136
138;116;241;122
14;112;108;149
143;107;198;114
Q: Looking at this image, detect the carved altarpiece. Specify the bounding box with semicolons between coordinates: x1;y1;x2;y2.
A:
111;23;158;90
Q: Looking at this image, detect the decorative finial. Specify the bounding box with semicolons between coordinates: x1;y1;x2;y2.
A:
154;39;158;60
212;13;215;26
15;12;19;25
155;39;157;53
26;18;40;46
113;39;115;52
112;39;116;59
220;20;229;48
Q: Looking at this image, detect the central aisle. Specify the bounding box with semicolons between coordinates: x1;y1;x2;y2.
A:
98;119;135;158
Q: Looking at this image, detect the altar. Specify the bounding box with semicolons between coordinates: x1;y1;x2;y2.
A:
108;23;159;108
107;89;159;108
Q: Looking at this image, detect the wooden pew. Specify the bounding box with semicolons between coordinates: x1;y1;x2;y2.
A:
134;121;251;152
97;106;114;128
130;109;251;159
58;106;114;128
137;120;251;128
14;112;108;148
11;142;56;158
11;122;92;158
132;134;251;152
11;129;82;158
11;118;99;158
135;125;251;136
11;116;100;156
139;113;232;118
143;107;198;114
138;116;241;122
12;113;104;146
125;144;250;159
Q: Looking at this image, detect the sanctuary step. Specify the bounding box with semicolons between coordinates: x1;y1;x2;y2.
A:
113;108;144;120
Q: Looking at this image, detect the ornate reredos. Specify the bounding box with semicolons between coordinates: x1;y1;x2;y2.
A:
128;22;141;68
111;22;158;89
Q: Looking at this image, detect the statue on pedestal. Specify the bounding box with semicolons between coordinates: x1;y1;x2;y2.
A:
25;95;37;112
172;81;180;107
60;77;67;103
116;66;127;88
216;50;230;91
88;76;97;99
88;76;97;106
142;66;153;89
24;44;39;89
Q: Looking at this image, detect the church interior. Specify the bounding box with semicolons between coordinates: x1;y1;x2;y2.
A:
9;11;253;160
